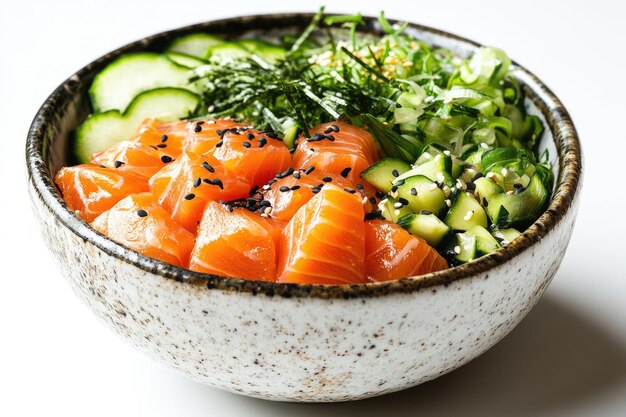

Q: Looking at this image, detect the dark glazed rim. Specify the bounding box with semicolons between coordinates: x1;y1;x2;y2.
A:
26;13;582;299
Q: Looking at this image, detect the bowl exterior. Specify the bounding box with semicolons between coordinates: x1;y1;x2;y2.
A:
28;177;579;401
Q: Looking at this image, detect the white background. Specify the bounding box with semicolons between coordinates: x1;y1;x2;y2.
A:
2;1;625;416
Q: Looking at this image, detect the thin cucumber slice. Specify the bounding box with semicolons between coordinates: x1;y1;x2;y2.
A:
445;192;488;231
89;52;196;112
165;52;207;68
397;213;451;247
474;177;503;203
455;232;477;263
238;39;285;63
396;175;446;214
361;158;412;193
470;225;500;255
379;196;413;223
166;33;223;58
492;228;521;245
75;88;199;163
395;153;453;185
281;118;299;149
204;42;250;61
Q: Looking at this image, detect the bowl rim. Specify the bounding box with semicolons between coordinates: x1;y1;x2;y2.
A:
26;12;582;299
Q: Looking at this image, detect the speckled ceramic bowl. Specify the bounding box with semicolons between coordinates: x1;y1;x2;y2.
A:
26;14;582;402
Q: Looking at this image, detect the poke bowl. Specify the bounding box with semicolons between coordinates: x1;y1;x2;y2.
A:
26;12;582;402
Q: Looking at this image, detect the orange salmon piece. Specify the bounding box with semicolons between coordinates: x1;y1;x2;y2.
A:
55;164;149;223
91;193;195;267
364;219;448;282
277;184;367;285
188;201;279;281
149;151;250;234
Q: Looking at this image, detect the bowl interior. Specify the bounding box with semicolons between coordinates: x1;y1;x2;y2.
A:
26;13;581;298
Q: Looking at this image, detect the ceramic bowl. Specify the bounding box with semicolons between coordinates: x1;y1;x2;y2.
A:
26;13;582;402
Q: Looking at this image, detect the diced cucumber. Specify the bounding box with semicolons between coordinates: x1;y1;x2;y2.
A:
397;213;451;247
486;173;549;228
238;39;285;63
445;192;488;231
166;33;223;58
204;42;250;61
361;158;412;193
165;52;207;68
89;52;197;112
75;88;199;163
379;197;413;223
492;228;522;245
396;153;454;185
396;175;446;214
474;177;503;203
470;225;501;255
281;118;299;149
455;232;476;263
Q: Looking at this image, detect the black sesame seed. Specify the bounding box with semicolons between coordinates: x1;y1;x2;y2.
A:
157;144;167;148
243;141;251;148
340;167;352;178
391;185;398;193
289;147;296;154
114;160;124;168
212;178;224;189
344;187;356;194
330;124;340;132
483;197;489;206
356;184;364;191
226;204;234;212
368;197;377;204
325;134;335;141
247;133;255;140
364;210;382;220
472;172;485;182
260;200;272;207
279;186;290;192
311;187;321;194
420;210;433;215
324;128;333;134
305;166;315;175
193;178;201;188
322;176;332;182
392;169;399;177
194;124;203;133
137;209;148;217
161;155;173;163
160;135;168;143
513;183;524;189
202;162;215;172
291;185;301;191
184;193;196;200
266;131;279;139
275;168;294;179
215;141;223;148
216;129;224;136
196;121;205;125
398;197;409;206
99;165;106;168
466;182;476;191
376;191;386;199
410;187;417;195
150;145;158;150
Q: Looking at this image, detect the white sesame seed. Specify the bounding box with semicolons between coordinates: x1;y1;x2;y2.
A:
430;183;438;191
486;172;496;179
394;210;401;216
480;143;489;149
434;154;442;162
393;202;403;209
463;210;474;221
445;199;452;207
389;190;398;198
454;246;461;254
436;172;445;182
506;190;514;195
379;198;389;205
501;168;509;177
443;150;451;156
456;179;466;190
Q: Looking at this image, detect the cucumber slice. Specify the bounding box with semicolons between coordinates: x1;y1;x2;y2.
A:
166;33;223;58
455;232;476;263
165;52;207;68
397;213;451;247
281;118;299;149
474;177;503;203
470;225;500;255
486;173;549;228
89;52;196;112
396;153;454;185
238;39;285;63
492;228;521;245
75;88;199;163
204;42;250;61
379;197;413;223
361;158;412;193
396;175;446;214
445;192;488;231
